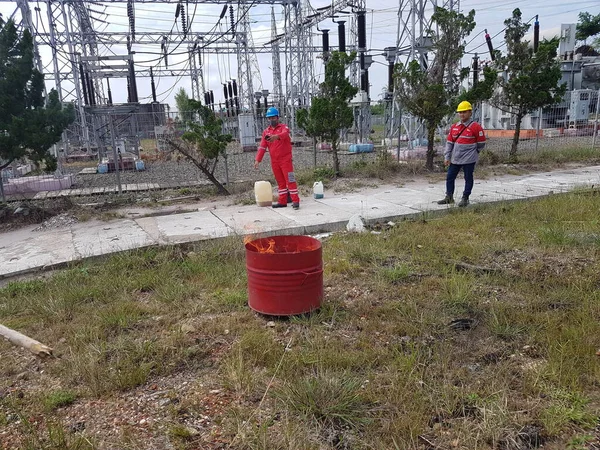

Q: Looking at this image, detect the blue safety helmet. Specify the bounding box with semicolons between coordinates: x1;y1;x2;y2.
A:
265;107;279;118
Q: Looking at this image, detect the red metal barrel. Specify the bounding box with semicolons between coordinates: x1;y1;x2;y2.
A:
245;235;323;316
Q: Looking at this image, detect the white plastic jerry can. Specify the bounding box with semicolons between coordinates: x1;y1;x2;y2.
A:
254;180;273;207
313;181;324;199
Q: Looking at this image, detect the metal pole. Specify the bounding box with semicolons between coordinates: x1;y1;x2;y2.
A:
396;105;402;161
593;89;600;149
313;136;317;168
0;176;5;203
224;153;229;185
109;114;122;194
535;107;542;153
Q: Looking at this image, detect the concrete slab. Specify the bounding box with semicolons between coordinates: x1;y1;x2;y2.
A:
0;227;76;277
475;179;542;194
270;199;353;234
213;205;304;236
72;219;154;258
32;191;48;200
315;194;417;220
373;187;450;213
135;211;233;244
3;165;600;281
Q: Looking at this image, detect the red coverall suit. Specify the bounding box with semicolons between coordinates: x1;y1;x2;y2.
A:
255;123;300;205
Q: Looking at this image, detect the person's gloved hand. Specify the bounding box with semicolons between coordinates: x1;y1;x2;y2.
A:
254;161;260;170
444;160;450;167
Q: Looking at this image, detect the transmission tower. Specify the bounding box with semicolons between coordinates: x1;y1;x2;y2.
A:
4;0;352;151
283;0;314;135
388;0;460;149
189;37;206;102
270;7;283;109
236;2;263;132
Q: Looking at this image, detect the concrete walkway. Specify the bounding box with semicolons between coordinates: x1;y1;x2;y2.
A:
1;165;599;280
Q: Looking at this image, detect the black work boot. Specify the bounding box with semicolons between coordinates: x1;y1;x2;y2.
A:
292;202;300;210
272;203;287;208
437;195;454;205
458;196;470;207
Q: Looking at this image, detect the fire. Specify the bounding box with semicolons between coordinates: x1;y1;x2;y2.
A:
244;235;320;254
244;235;276;254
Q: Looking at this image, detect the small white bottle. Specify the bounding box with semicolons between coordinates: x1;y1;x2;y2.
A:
313;181;324;199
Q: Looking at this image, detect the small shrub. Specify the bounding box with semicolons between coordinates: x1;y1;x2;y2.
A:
275;372;371;429
43;390;77;410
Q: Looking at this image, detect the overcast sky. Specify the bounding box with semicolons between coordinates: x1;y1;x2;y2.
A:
0;0;598;109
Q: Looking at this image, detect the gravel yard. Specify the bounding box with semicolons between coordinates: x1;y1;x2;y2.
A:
62;147;379;191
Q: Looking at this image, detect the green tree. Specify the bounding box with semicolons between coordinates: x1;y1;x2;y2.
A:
576;12;600;41
370;102;385;115
492;8;566;161
174;87;193;123
394;7;492;170
0;18;74;171
577;11;600;51
167;100;232;195
297;51;358;175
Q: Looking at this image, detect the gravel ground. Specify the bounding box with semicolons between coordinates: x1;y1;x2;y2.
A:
32;213;79;232
61;147;379;191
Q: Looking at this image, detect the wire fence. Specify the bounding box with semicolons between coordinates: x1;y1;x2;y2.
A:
1;92;599;203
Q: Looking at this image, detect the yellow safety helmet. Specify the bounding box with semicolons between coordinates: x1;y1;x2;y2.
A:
456;101;472;112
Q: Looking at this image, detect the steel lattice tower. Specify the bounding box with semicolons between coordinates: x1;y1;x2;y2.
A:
236;3;263;119
189;37;206;102
270;7;283;110
3;0;353;149
283;0;312;135
388;0;461;148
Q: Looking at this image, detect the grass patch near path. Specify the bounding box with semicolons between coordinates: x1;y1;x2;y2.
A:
2;192;600;448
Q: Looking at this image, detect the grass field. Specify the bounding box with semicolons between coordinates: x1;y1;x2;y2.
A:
1;191;599;449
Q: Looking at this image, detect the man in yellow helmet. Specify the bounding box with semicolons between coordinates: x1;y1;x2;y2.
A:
437;101;486;207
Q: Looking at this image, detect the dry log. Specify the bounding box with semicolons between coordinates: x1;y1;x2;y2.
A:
0;324;53;357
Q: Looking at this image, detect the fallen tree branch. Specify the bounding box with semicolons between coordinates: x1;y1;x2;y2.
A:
0;324;53;357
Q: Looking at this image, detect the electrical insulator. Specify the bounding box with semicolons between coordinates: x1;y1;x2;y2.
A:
107;78;113;105
180;1;187;35
338;21;346;52
228;81;233;99
229;5;235;36
357;11;366;50
127;0;135;41
322;29;330;61
79;63;89;106
472;53;479;87
232;79;238;97
88;73;95;105
209;90;214;105
485;29;495;61
533;16;539;53
150;67;157;102
161;36;168;68
175;3;180;18
223;84;228;99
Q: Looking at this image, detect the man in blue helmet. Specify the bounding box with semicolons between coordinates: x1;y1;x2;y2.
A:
254;107;300;209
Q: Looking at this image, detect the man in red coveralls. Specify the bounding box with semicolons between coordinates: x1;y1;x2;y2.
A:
253;107;300;209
